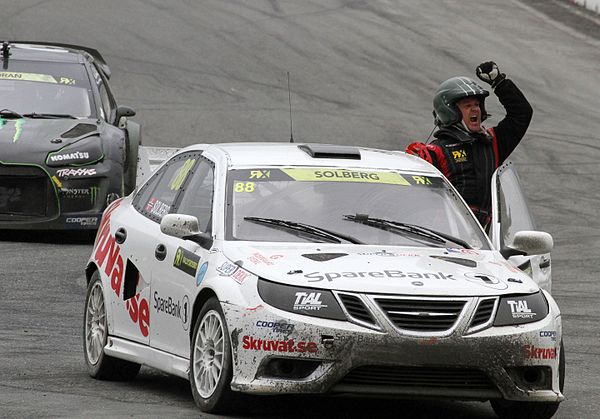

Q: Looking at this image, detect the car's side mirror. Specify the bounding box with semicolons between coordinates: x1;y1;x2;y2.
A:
160;214;213;249
500;230;553;259
116;105;136;121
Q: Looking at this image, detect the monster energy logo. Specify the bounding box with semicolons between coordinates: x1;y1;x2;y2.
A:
169;159;196;191
90;186;99;204
173;246;200;277
60;186;100;204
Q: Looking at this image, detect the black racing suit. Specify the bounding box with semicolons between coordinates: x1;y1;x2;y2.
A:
415;79;533;227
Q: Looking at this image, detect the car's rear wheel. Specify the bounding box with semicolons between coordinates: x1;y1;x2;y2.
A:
189;297;235;413
83;271;140;380
490;340;565;419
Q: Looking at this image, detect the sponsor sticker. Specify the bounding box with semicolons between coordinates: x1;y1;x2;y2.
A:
282;168;410;185
248;252;274;266
507;299;536;319
66;216;98;227
216;261;238;276
451;149;468;163
153;291;190;330
305;270;455;282
173;247;200;277
145;197;170;217
255;320;295;333
293;292;327;311
56;168;97;177
242;336;317;353
524;345;557;360
231;268;249;284
60;186;99;204
196;262;208;286
539;331;557;341
0;71;57;83
94;200;150;337
48;151;90;162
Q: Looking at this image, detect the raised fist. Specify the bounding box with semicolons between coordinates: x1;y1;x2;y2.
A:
476;61;506;88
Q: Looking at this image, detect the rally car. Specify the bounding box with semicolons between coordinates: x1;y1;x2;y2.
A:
83;143;563;418
0;41;140;230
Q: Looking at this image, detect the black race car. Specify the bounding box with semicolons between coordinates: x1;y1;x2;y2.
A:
0;41;140;230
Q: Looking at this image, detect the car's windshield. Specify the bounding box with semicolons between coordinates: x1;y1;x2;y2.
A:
0;61;94;118
226;167;490;249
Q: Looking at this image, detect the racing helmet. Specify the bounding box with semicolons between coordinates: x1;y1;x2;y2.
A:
433;77;489;127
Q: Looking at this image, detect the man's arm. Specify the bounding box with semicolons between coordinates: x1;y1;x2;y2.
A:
477;62;533;161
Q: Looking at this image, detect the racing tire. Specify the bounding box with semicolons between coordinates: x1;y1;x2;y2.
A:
189;297;236;413
490;340;565;419
83;271;141;380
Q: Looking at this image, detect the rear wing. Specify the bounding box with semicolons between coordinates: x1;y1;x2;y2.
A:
136;146;180;186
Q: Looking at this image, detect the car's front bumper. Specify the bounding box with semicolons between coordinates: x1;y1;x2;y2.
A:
223;298;563;403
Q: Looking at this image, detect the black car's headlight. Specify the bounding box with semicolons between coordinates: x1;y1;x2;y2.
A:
46;136;103;167
493;291;549;326
258;278;346;320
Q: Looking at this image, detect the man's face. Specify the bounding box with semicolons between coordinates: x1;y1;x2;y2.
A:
457;97;482;132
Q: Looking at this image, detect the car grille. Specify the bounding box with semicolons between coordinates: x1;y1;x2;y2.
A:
374;297;467;332
337;365;496;391
469;298;497;329
0;165;58;220
337;293;376;326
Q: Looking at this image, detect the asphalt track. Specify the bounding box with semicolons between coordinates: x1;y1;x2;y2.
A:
1;0;599;417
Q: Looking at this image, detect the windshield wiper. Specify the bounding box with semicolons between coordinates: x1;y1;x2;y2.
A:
244;216;363;244
343;214;471;249
0;109;23;119
23;112;77;119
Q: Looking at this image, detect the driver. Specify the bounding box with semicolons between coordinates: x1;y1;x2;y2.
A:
406;61;533;229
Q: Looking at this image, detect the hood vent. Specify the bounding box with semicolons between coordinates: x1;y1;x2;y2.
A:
61;123;97;138
302;253;348;262
298;144;361;160
430;255;477;268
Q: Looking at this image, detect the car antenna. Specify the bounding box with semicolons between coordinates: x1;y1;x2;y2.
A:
287;71;294;143
1;42;10;69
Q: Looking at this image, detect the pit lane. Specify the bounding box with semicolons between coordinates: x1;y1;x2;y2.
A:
1;0;599;417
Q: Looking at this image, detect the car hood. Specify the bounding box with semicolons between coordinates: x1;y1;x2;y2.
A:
221;242;539;297
0;118;100;163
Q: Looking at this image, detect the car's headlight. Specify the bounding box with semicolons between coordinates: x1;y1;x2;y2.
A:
493;291;549;326
46;136;103;167
258;278;346;320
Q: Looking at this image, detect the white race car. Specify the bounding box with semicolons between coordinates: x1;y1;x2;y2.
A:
83;143;564;418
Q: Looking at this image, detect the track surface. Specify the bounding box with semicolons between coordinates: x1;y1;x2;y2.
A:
1;0;599;417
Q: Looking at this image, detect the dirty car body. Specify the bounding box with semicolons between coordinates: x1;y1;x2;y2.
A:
0;41;140;230
84;143;563;416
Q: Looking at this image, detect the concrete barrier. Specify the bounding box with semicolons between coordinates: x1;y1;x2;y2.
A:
571;0;600;13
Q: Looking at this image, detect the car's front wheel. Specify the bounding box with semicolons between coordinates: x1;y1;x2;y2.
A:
189;297;235;413
490;340;565;419
83;270;140;380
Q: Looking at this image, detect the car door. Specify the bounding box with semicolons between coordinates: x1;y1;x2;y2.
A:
149;154;215;357
489;162;552;292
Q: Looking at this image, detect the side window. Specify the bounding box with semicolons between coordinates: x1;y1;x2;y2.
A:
133;153;199;223
98;81;113;122
175;159;215;233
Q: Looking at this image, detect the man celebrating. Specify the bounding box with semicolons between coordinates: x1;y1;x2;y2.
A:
406;62;533;229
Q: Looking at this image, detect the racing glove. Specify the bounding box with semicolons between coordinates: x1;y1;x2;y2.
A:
476;61;506;89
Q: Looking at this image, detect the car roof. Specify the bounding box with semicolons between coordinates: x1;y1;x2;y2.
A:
183;142;440;175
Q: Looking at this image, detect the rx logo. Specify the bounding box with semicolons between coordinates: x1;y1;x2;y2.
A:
174;248;184;266
249;170;270;179
412;175;432;185
452;150;467;162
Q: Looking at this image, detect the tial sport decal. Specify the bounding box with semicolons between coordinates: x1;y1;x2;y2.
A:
304;270;455;282
94;199;150;337
173;247;200;277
